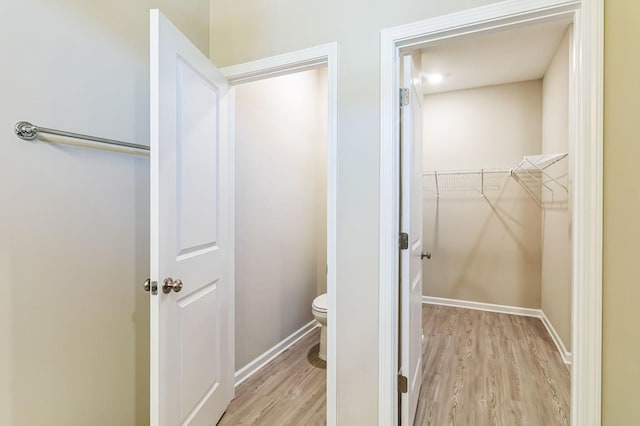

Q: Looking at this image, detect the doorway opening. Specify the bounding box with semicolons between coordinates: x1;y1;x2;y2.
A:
409;18;573;425
379;1;603;425
219;66;329;425
220;43;338;425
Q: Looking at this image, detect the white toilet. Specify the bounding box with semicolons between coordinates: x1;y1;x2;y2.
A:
311;293;328;361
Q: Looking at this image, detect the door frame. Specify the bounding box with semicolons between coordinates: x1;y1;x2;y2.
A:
378;0;603;425
221;42;338;426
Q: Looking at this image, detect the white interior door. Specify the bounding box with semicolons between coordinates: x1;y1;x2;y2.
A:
400;52;423;426
150;10;233;425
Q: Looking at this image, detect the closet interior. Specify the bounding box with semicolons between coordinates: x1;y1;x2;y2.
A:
416;17;574;424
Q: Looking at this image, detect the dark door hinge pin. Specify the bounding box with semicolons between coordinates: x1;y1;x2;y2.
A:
399;232;409;250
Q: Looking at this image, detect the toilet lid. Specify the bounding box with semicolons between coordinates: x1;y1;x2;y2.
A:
312;293;328;312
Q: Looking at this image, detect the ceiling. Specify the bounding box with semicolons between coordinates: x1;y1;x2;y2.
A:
420;19;571;95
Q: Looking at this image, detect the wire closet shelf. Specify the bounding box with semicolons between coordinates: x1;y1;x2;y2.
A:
423;153;569;207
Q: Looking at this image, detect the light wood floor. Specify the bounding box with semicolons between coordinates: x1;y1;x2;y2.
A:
415;305;570;425
218;306;570;425
217;328;326;426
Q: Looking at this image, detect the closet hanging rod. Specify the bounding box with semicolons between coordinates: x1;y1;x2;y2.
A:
423;168;511;176
14;121;150;151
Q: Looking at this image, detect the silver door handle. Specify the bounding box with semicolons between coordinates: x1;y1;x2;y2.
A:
143;278;157;293
162;277;183;294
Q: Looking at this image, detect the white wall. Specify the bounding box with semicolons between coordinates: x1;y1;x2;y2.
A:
541;27;573;351
316;69;329;297
234;69;327;370
422;81;543;308
208;1;502;422
0;1;208;425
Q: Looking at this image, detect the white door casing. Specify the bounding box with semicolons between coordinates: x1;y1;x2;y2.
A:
400;52;424;426
380;1;603;425
150;10;233;426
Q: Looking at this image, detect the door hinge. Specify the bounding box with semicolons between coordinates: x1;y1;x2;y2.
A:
398;374;408;394
399;232;409;250
400;88;410;106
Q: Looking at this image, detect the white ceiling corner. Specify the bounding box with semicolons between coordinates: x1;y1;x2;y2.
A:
421;19;571;95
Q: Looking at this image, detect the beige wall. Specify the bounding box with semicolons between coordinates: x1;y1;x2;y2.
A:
209;1;500;422
0;1;208;425
540;28;572;351
422;81;543;308
603;0;640;423
3;0;631;424
207;0;640;419
234;69;327;370
212;0;640;423
316;69;329;297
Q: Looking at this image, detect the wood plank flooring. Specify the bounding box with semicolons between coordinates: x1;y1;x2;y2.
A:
218;306;570;425
415;305;570;426
217;328;326;426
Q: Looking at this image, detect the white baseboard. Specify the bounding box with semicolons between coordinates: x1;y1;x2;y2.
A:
234;320;319;387
539;311;572;365
422;296;571;364
422;295;540;317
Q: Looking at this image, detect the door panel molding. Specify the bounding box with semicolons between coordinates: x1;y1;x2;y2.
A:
150;9;233;425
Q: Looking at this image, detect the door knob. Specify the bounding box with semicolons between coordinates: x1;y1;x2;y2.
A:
163;277;183;294
421;252;431;260
143;278;157;293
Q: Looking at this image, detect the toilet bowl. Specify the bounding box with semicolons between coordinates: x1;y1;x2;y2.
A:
311;293;328;361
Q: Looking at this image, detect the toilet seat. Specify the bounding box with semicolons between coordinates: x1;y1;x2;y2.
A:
312;293;327;313
311;293;328;362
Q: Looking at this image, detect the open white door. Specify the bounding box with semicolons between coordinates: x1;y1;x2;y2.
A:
400;52;423;426
150;10;233;425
